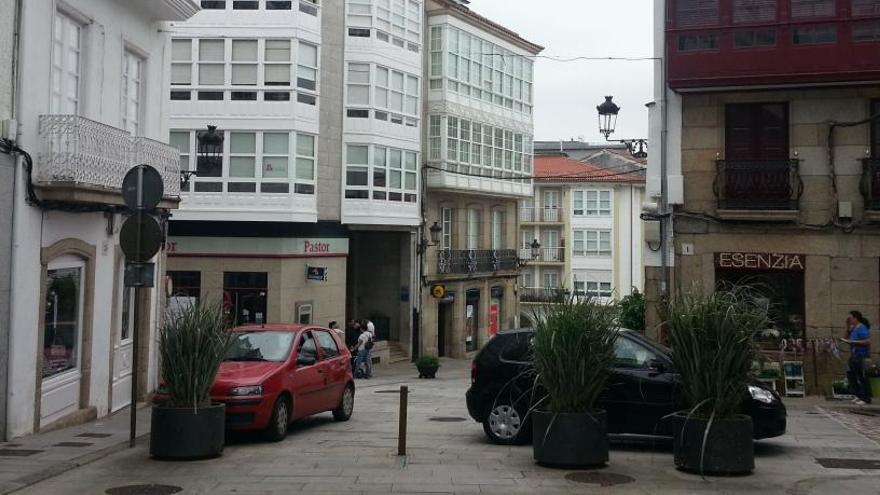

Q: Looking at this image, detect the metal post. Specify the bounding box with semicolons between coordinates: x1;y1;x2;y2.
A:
397;385;408;456
129;286;140;448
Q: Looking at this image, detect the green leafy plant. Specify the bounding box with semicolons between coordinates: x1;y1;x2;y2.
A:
531;297;618;413
618;289;646;331
159;302;233;409
415;355;440;368
666;286;768;419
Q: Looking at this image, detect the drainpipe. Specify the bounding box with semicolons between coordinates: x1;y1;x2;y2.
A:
659;28;670;301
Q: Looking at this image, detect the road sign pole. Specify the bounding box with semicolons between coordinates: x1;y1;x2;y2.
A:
130;286;140;448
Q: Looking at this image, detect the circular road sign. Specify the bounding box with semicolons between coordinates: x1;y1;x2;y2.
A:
120;213;163;263
122;164;164;211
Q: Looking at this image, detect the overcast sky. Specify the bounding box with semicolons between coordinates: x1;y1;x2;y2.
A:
465;0;654;143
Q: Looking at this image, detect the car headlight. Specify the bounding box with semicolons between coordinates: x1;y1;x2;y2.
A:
229;385;263;396
748;385;775;404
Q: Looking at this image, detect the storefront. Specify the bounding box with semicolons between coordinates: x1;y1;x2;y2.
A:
166;235;348;328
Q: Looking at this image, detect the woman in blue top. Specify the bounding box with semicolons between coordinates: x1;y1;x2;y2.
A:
840;311;872;405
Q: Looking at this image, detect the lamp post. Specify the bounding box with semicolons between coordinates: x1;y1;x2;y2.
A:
596;96;649;159
417;222;443;254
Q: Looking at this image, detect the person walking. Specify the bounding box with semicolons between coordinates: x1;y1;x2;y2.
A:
328;321;344;340
354;326;373;379
841;311;872;405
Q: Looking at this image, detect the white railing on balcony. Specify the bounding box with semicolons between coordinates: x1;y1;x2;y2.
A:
519;246;564;262
39;115;180;198
519;206;561;223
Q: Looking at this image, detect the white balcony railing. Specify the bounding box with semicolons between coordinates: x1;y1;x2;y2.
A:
519;246;564;263
519;206;561;223
38;114;180;198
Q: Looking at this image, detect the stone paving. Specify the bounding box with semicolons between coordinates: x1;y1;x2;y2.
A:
5;359;880;494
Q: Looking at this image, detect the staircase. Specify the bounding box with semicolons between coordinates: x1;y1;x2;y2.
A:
387;341;410;364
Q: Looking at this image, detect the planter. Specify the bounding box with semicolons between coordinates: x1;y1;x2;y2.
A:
417;365;438;379
670;411;754;475
532;409;608;468
871;377;880;399
150;403;226;460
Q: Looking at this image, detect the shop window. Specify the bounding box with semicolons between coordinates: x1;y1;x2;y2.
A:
43;264;83;379
223;272;267;325
169;271;201;300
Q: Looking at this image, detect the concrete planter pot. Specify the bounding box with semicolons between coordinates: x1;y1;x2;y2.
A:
532;409;608;468
150;403;225;460
671;411;754;475
417;365;439;379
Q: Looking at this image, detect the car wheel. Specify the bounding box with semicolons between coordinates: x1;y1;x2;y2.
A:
333;384;355;422
482;400;531;445
266;396;290;442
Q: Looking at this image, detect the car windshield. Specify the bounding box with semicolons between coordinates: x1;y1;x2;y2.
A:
226;331;294;362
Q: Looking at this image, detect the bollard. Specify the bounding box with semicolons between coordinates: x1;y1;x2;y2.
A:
398;385;408;456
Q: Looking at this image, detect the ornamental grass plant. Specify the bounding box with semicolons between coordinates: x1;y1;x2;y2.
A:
531;297;618;414
159;302;233;409
666;286;769;419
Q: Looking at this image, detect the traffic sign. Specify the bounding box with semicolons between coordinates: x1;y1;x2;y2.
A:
122;164;164;211
120;213;162;262
124;262;156;288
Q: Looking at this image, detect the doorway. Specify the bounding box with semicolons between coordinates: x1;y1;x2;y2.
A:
111;259;135;412
465;289;480;352
438;296;453;357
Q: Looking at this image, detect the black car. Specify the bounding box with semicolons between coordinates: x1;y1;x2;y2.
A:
466;328;786;445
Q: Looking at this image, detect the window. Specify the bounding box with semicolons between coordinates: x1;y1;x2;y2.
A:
297;42;318;90
676;0;719;26
542;271;559;289
852;0;880;16
429;114;532;182
43;263;83;379
370;0;421;50
725;103;789;160
573;230;612;257
429;115;441;160
233;0;259;8
491;210;505;250
201;0;226;8
793;25;837;44
790;0;836;18
734;29;777;47
375;66;419;117
223;272;267;325
267;1;293;9
573;190;612;216
733;0;777;22
466;208;481;250
678;33;719;51
174;129;316;193
347;63;370;105
345;144;417;202
853;21;880;42
316;330;339;357
168;271;201;300
231;40;258;85
299;0;319;16
296;303;313;325
614;337;660;369
441;207;453;249
121;50;144;135
265;40;292;86
51;11;83;114
585;281;613;299
198;39;225;85
349;28;371;37
297;332;318;364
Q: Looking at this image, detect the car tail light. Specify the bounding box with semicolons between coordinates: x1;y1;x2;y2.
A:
471;360;477;385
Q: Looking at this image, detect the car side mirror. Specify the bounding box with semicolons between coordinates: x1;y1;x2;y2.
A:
648;359;667;375
297;355;316;367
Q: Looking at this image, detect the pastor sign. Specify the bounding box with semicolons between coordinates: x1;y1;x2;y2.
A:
715;252;806;272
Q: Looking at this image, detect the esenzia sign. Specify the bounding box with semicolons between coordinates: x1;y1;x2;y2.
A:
715;252;806;272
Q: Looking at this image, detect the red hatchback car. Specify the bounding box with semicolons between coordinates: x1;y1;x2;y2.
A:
211;324;355;441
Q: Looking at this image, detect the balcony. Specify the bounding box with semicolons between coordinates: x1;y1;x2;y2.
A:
862;158;880;219
425;167;533;198
519;206;562;223
437;249;518;275
666;0;880;90
520;287;567;304
37;115;180;206
713;159;802;220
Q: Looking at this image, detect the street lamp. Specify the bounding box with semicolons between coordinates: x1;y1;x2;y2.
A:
596;96;648;159
188;125;224;185
417;222;443;254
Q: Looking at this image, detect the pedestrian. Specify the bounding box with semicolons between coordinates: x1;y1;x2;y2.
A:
328;321;344;340
345;319;360;349
360;319;375;378
365;318;376;338
840;310;872;405
354;326;373;379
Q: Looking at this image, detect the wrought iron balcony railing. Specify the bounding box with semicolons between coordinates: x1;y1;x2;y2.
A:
861;158;880;211
713;159;802;211
38;114;181;198
437;249;518;275
520;286;567;304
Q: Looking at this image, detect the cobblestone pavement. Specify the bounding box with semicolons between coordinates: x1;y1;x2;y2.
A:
10;360;880;495
818;405;880;446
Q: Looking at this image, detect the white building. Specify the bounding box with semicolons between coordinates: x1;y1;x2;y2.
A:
519;151;646;309
2;0;198;439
